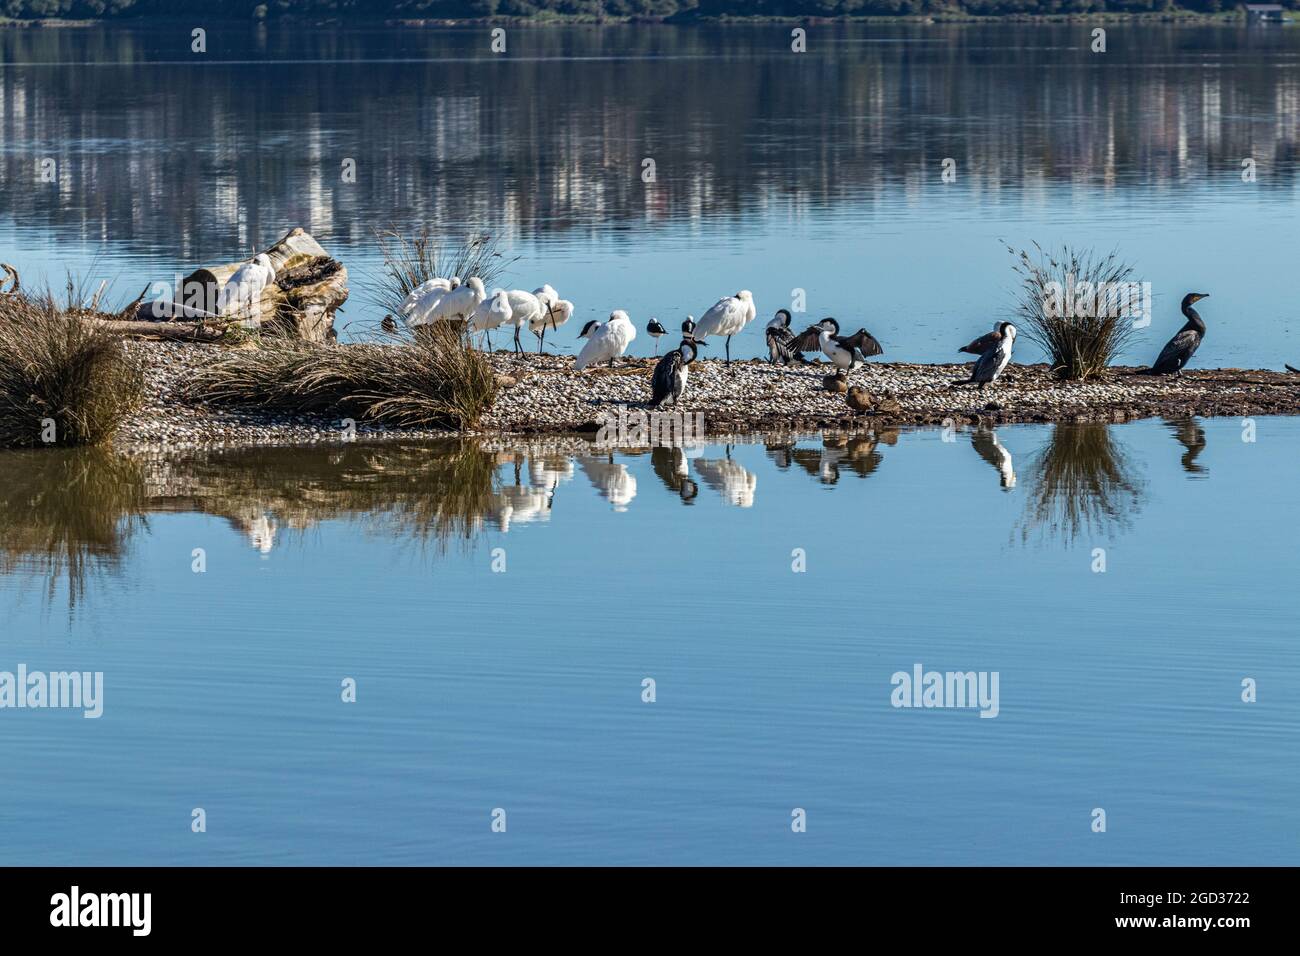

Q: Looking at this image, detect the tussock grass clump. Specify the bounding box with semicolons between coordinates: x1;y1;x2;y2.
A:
186;324;498;430
1009;244;1143;381
0;281;144;448
369;228;516;321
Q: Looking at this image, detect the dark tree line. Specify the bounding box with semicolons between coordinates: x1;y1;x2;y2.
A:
3;1;1296;20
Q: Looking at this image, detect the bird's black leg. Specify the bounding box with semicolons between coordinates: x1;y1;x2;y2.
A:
726;336;732;367
514;325;522;354
538;328;545;354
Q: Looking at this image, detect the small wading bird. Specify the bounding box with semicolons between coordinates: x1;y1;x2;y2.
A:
218;253;276;320
681;316;697;343
575;310;637;370
1138;292;1209;377
953;323;1016;388
959;321;1012;358
791;317;885;373
651;339;703;408
766;309;808;366
693;291;756;366
647;317;667;354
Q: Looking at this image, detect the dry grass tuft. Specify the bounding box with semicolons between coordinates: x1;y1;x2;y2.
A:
185;323;498;430
0;278;145;448
1009;243;1143;381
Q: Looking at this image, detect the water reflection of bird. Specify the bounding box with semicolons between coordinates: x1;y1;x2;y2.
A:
528;452;575;491
651;445;699;503
693;455;757;507
1140;293;1209;376
578;455;637;510
971;428;1016;489
1165;417;1208;475
765;437;884;484
486;485;553;532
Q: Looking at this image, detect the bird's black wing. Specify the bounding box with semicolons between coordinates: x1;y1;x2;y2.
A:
960;330;1000;355
789;325;825;354
855;330;885;357
651;351;681;406
1285;364;1299;374
766;326;801;362
835;330;884;358
1152;328;1201;373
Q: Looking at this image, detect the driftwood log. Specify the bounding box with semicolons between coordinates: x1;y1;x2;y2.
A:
130;227;349;342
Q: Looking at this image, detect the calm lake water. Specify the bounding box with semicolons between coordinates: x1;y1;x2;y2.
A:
0;418;1297;865
1;22;1298;364
0;23;1297;866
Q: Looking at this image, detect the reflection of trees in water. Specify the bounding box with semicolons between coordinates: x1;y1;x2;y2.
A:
1015;424;1146;546
0;448;148;610
5;25;1299;262
765;432;896;485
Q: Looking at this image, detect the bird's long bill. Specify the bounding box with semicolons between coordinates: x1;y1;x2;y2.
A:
694;340;709;347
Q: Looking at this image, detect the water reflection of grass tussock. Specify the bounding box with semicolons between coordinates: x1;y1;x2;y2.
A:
1016;424;1146;546
145;440;502;550
0;447;149;604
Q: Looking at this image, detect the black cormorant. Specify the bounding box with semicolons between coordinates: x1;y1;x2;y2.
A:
1142;293;1209;376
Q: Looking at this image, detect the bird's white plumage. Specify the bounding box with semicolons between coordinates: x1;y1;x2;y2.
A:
405;276;486;328
694;290;755;340
218;253;276;317
470;290;512;333
529;298;573;336
575;310;636;370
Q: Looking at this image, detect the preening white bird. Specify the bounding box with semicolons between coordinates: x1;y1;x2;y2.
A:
399;276;458;322
528;298;574;353
693;290;756;365
470;290;513;349
575;310;637;370
494;289;548;354
218;253;276;319
404;276;485;328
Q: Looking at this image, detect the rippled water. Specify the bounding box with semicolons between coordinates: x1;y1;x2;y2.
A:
1;22;1299;365
1;418;1296;865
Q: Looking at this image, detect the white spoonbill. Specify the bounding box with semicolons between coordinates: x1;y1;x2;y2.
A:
693;290;755;366
529;298;573;353
405;277;486;329
218;253;276;320
575;310;637;370
470;290;512;350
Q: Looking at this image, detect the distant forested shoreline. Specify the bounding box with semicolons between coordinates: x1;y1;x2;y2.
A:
1;1;1293;23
